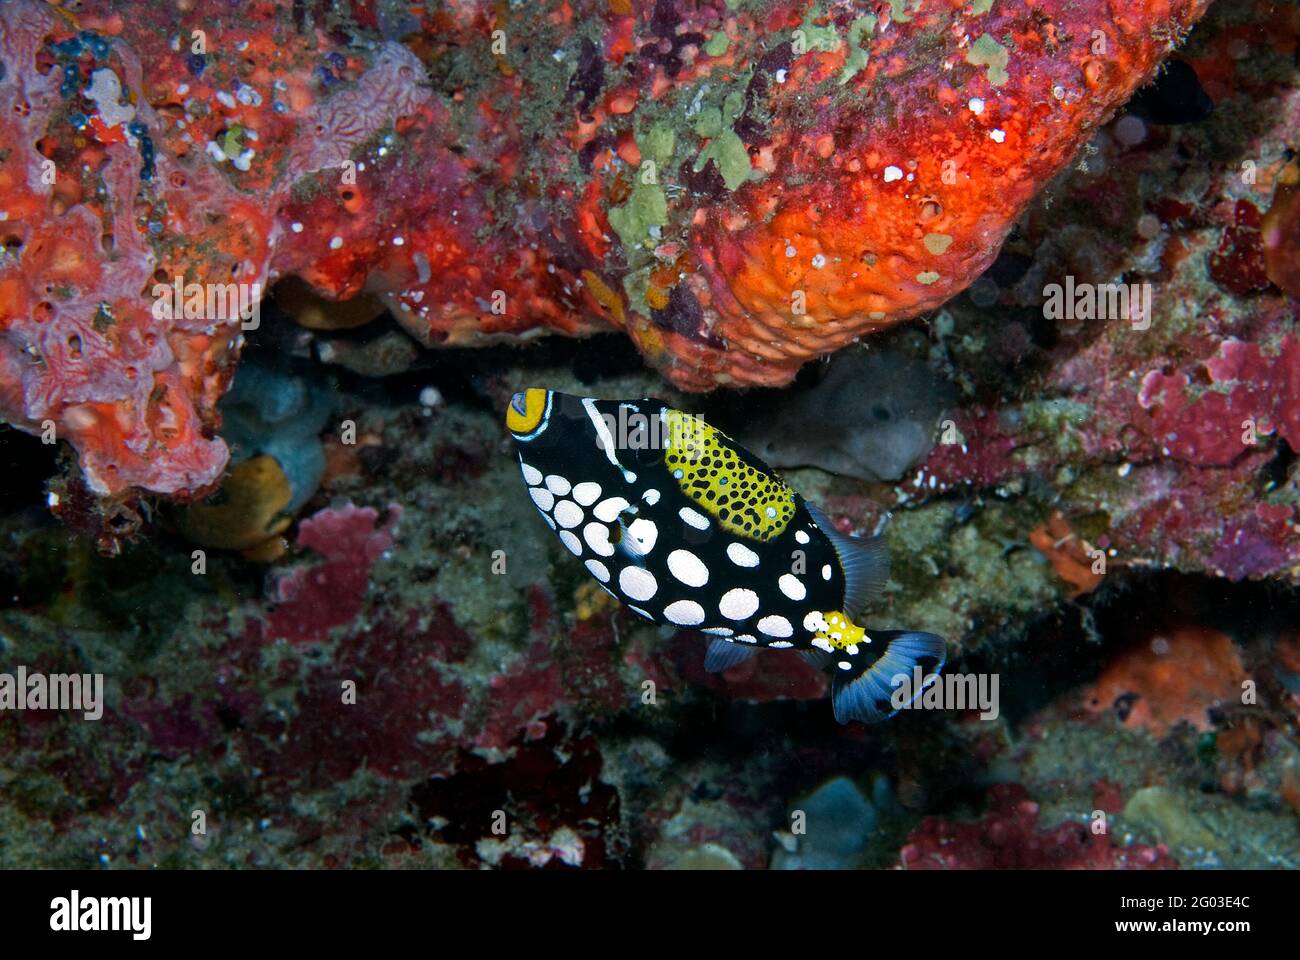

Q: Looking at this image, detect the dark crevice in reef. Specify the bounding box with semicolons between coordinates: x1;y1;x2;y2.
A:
0;424;60;513
403;722;627;868
249;293;653;415
600;690;870;757
1260;438;1297;495
961;570;1300;729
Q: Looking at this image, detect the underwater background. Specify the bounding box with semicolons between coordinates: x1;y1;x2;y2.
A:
1;0;1299;869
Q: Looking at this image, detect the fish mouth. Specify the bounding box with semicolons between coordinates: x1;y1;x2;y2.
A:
506;387;552;439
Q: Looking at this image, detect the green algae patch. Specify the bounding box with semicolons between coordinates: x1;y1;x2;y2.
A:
840;16;877;84
924;233;953;255
704;32;730;57
608;123;678;251
608;182;668;249
888;0;921;24
916;270;941;285
970;0;995;14
701;130;751;191
640;121;676;167
797;4;842;54
967;33;1009;86
692;89;752;191
221;124;246;160
622;266;655;318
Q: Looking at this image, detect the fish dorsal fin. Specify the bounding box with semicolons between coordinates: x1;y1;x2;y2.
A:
806;502;890;617
704;638;758;673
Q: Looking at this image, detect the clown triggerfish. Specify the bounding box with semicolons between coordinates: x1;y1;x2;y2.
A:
505;388;946;724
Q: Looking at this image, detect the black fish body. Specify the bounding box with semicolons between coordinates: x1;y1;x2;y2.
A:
505;388;945;724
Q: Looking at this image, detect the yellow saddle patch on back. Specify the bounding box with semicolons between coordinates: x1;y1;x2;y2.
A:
663;410;795;542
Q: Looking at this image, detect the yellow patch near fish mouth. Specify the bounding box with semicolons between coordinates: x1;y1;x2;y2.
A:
506;388;550;436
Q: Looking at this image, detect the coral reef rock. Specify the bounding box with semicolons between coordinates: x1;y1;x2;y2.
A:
0;0;1211;496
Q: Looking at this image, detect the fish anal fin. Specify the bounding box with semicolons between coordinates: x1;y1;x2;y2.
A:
799;648;834;671
704;638;758;673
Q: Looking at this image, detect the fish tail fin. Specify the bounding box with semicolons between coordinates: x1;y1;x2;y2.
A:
827;630;946;725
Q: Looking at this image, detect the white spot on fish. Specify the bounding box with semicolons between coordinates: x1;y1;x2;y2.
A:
795;530;809;545
667;549;709;587
778;574;806;601
585;558;610;582
663;599;706;626
821;563;832;581
768;640;794;649
594;496;630;523
735;634;758;644
530;487;555;512
553;500;583;529
626;518;658;554
559;530;583;555
619;566;658;602
838;661;853;670
679;507;710;530
520;462;543;485
702;626;734;637
719;588;759;620
811;636;834;653
572;481;602;506
758;614;793;638
583;522;616;557
643;488;661;506
545;475;572;496
726;542;760;567
803;611;829;633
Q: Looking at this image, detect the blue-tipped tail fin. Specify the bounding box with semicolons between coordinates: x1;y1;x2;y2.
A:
829;630;946;724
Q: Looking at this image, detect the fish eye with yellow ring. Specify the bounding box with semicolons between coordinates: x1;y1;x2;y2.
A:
506;388;552;440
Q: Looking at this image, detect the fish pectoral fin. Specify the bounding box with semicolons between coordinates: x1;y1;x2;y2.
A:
806;502;890;616
704;638;759;673
614;512;647;562
829;630;946;725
